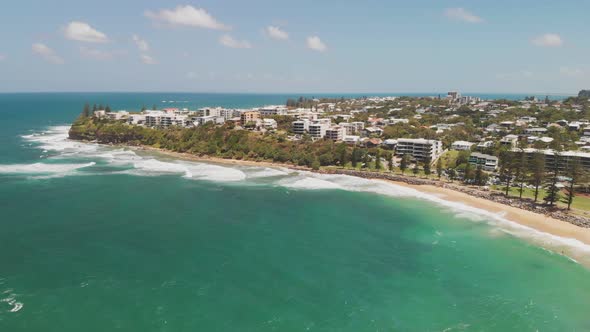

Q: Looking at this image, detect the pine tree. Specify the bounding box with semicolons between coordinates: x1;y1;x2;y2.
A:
400;154;410;174
105;105;111;113
412;163;420;176
474;165;483;186
436;158;443;179
499;150;515;197
529;152;545;202
351;147;359;168
388;153;394;172
374;150;382;170
514;149;528;199
423;158;431;177
544;151;561;207
82;103;91;117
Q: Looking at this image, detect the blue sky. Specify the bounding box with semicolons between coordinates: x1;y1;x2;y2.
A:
0;0;588;93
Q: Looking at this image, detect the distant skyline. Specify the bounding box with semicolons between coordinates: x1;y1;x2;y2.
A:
0;0;589;93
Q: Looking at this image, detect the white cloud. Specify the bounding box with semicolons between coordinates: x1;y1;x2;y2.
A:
266;26;288;40
306;36;327;52
219;34;252;49
145;5;229;30
32;43;64;64
560;66;584;78
132;34;149;52
0;54;5;61
64;21;109;43
444;8;483;23
140;54;157;65
531;33;563;47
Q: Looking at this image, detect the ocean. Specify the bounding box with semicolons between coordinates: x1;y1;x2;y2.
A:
1;92;589;331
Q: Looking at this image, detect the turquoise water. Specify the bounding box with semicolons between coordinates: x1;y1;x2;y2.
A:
1;93;589;331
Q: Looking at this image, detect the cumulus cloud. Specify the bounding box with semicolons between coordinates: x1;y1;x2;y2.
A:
531;33;563;47
32;43;64;64
560;66;584;78
266;26;288;40
132;34;149;52
306;36;327;52
64;21;109;43
140;54;157;64
219;34;252;49
444;8;483;23
145;5;229;30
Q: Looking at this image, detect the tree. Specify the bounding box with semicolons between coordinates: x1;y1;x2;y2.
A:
336;143;348;167
351;147;359;168
562;158;586;210
152;104;157;110
400;154;410;174
82;103;91;117
423;158;431;177
448;168;457;182
499;150;515;197
474;165;484;186
375;149;382;170
436;158;443;179
388;152;394;172
513;148;528;200
544;151;561;207
529;152;545;202
362;150;369;168
412;163;420;176
311;158;321;171
105;105;112;113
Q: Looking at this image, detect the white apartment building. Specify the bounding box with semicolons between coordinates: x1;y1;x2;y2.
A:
292;120;310;135
145;111;173;127
325;126;346;141
309;123;328;139
258;106;288;116
396;138;443;162
468;152;499;171
451;141;475;151
261;118;277;130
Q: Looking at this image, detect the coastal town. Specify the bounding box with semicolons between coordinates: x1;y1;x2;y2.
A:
73;90;590;219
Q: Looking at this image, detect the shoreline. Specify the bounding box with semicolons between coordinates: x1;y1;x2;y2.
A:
122;144;590;264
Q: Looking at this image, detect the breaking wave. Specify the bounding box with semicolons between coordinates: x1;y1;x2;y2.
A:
15;124;590;262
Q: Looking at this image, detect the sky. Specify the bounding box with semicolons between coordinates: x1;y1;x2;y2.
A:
0;0;588;94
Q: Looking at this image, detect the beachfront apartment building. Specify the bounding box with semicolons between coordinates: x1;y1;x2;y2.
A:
325;126;346;141
340;122;365;135
240;111;261;126
309;123;329;139
395;138;443;162
145;112;173;127
292;120;310;135
518;148;590;172
468;152;499;171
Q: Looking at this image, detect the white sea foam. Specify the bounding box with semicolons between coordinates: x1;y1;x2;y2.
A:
0;162;95;174
1;295;23;313
182;162;247;182
278;175;344;190
22;125;99;154
243;167;290;179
